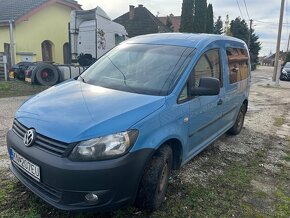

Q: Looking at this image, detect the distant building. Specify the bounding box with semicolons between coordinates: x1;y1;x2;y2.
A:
260;51;287;66
0;0;81;66
158;16;181;32
114;5;172;38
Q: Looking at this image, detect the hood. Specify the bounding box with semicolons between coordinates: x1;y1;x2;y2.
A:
16;80;165;143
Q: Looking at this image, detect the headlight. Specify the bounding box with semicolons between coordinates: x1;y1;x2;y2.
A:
282;69;287;74
69;130;138;161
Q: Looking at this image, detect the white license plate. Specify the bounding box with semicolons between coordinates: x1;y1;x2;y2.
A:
10;148;40;182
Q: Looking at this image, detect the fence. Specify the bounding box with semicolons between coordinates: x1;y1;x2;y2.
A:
0;53;7;80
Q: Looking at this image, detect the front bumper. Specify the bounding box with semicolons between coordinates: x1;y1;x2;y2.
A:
7;129;154;211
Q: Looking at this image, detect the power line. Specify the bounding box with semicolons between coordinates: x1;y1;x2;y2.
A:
253;19;290;26
243;0;251;20
235;0;244;19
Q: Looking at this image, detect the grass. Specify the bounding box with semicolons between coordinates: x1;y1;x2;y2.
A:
274;116;286;127
0;136;289;217
274;189;290;217
283;155;290;161
0;80;48;98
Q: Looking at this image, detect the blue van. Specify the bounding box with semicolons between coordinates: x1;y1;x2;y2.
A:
7;33;250;211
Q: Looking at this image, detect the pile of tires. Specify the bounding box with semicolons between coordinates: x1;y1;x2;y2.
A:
32;62;60;86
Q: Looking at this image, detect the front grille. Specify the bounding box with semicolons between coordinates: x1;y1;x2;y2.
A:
13;162;62;202
12;119;69;157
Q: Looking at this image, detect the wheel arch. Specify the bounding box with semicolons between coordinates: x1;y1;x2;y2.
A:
149;137;183;170
243;99;248;112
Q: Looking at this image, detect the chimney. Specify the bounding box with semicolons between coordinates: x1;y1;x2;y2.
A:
138;4;143;7
129;5;135;20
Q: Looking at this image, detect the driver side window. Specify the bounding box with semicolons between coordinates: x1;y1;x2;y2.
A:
191;49;221;88
178;49;221;103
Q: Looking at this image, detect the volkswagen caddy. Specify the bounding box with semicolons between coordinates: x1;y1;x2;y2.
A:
7;33;250;211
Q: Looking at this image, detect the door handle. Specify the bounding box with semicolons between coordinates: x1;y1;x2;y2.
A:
217;99;223;105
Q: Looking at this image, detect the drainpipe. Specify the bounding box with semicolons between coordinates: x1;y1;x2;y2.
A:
9;20;15;66
0;19;15;66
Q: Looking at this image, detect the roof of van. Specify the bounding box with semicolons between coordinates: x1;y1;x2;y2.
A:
124;33;246;48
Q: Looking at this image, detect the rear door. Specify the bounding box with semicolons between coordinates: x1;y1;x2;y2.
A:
222;47;250;127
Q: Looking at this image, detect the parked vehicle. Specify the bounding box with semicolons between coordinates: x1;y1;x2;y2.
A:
7;33;250;211
280;62;290;81
23;7;127;86
9;62;34;80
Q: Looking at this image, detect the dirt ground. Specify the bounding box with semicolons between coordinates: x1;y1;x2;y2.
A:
0;66;289;217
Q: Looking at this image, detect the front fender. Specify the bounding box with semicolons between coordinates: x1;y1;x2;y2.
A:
130;99;189;162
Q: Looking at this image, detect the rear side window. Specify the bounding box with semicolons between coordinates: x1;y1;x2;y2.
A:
226;48;249;84
192;49;221;87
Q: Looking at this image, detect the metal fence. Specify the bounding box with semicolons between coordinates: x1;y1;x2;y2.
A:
0;53;7;80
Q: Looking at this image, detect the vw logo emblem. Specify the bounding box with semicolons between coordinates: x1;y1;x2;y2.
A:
23;129;36;147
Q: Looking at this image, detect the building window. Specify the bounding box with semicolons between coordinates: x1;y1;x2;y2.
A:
227;48;249;84
63;43;70;64
41;40;54;62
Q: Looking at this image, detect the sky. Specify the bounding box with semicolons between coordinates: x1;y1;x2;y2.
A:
78;0;290;57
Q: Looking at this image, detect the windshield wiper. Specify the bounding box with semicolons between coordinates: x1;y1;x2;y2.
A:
79;75;86;83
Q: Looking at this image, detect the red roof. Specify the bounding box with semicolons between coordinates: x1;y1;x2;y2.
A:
158;16;181;32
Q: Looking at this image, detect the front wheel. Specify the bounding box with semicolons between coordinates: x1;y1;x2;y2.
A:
227;104;246;135
135;145;173;211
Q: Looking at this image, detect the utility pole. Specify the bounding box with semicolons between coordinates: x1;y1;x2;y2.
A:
287;33;290;53
248;19;253;47
273;0;285;81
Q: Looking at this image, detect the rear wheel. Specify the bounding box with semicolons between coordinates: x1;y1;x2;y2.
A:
135;145;173;211
227;104;246;135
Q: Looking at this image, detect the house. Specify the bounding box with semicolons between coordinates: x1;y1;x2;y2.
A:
114;5;172;38
260;51;287;66
0;0;81;67
158;15;181;32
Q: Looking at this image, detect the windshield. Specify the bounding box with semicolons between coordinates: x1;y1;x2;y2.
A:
79;44;194;96
284;62;290;68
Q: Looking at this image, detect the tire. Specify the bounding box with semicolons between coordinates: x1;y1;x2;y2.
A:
35;63;60;86
280;74;286;81
227;104;246;135
135;145;173;211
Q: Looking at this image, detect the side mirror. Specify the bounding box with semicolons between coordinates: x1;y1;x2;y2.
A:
191;77;220;96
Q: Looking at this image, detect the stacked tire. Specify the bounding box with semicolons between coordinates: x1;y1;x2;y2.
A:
33;62;60;86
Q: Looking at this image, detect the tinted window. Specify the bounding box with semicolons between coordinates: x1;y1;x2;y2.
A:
192;49;221;87
115;34;125;45
227;48;249;84
80;44;194;96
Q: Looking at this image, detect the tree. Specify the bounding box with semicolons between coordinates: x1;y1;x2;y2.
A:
230;17;249;43
249;29;262;70
213;16;223;34
206;4;213;33
180;0;194;32
285;52;290;63
193;0;207;33
166;14;174;31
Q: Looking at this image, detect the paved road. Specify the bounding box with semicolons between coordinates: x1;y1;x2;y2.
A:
252;66;290;88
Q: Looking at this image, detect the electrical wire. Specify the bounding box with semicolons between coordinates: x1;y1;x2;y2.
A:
235;0;244;19
243;0;251;20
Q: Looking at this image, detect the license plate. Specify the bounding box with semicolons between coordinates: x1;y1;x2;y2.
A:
10;148;40;182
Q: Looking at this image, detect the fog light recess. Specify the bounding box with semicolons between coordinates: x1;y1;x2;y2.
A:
85;193;99;203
